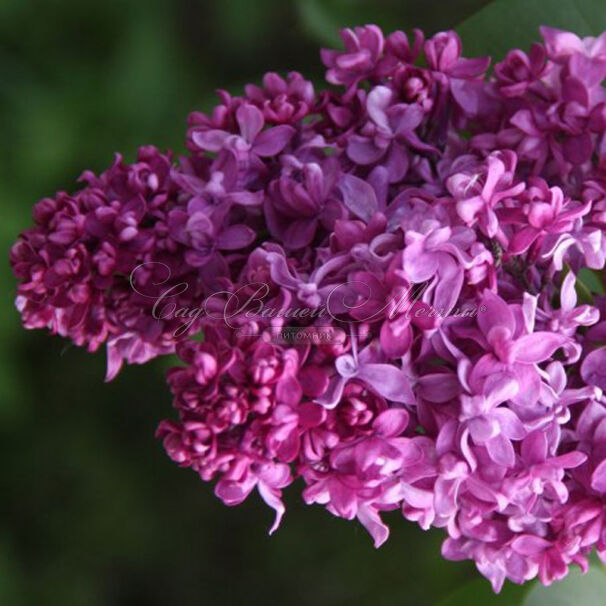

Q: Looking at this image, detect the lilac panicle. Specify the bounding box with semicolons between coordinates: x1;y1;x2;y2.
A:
11;23;606;592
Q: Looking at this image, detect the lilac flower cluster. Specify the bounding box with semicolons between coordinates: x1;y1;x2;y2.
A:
11;25;606;591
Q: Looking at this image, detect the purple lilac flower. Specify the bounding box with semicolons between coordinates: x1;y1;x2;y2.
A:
11;22;606;592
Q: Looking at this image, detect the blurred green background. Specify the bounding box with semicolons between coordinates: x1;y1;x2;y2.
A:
2;1;606;604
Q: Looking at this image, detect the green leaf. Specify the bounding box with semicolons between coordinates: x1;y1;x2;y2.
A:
296;0;491;47
578;268;605;295
296;0;341;46
522;566;606;606
458;0;606;59
436;577;527;606
575;273;595;306
571;267;604;305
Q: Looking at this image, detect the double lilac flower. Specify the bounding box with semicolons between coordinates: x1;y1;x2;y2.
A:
12;23;606;593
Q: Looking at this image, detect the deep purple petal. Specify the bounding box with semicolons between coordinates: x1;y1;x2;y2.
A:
253;125;295;156
338;174;378;222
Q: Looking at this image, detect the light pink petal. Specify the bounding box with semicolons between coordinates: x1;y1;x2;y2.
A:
485;376;519;406
482;155;506;200
315;375;347;409
215;477;256;506
258;482;286;535
581;348;606;390
403;248;439;282
492;408;525;440
105;343;124;382
469;416;498;443
434;477;459;516
418;373;460;403
513;333;569;364
224;191;264;206
478;290;515;336
357;363;416;404
509;226;540;255
433;263;464;313
330;481;357;519
486;434;515;467
354;438;384;472
372;408;409;437
591;459;606;493
510;109;540;135
366;86;392;130
357;505;390;548
512;534;551;555
521;431;548;465
379;320;413;359
456;195;484;223
560;271;578;311
540;26;584;58
552;450;586;469
191;129;231;152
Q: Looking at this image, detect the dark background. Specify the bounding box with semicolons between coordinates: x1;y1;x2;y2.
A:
1;1;594;604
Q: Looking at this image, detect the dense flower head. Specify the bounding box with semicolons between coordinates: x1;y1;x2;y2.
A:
11;24;606;591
